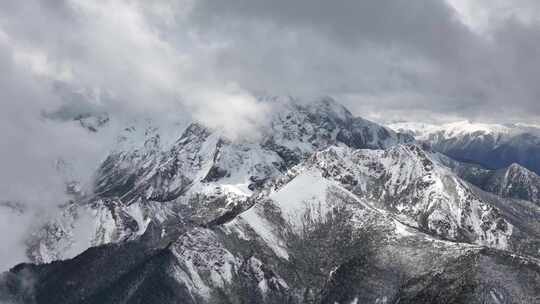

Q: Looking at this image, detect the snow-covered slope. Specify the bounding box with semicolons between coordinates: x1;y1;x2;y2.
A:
94;97;413;206
484;163;540;205
269;144;540;252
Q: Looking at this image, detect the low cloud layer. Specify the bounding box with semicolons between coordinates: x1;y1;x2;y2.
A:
1;0;540;269
3;1;540;126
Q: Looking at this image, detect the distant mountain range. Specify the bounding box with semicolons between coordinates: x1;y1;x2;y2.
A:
390;121;540;175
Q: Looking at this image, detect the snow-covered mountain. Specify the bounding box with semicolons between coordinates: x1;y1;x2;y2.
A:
484;164;540;205
2;98;540;304
25;97;413;264
438;154;540;206
389;121;540;175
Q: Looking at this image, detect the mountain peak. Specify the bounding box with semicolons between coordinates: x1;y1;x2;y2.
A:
507;162;529;172
306;96;353;121
176;122;212;144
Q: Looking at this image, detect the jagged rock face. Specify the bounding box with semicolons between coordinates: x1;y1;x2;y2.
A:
484;164;540;205
94;98;411;207
262;97;413;161
24;199;151;264
292;145;517;250
93;123;216;204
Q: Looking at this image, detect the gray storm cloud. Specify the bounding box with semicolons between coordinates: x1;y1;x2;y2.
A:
1;0;540;269
3;0;540;124
188;0;540;122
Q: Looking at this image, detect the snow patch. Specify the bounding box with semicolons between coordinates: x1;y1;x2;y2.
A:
269;168;331;226
235;205;289;259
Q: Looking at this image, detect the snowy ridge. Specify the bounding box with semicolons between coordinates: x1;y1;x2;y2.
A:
389;121;514;141
26;199;164;263
390;120;540;175
271;144;515;250
485;163;540;205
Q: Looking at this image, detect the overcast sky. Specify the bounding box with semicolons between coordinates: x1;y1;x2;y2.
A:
1;0;540;269
1;0;540;126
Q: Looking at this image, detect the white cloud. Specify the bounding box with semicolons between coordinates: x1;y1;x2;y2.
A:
447;0;540;34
